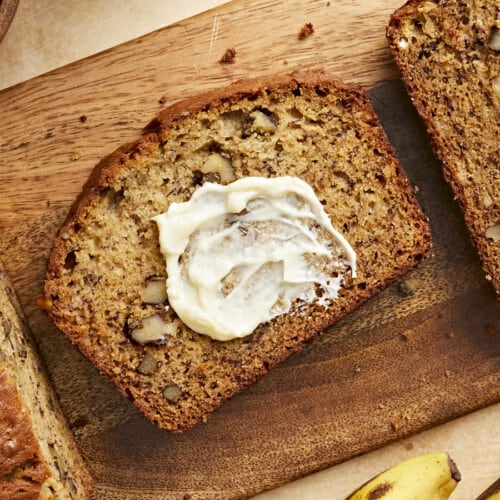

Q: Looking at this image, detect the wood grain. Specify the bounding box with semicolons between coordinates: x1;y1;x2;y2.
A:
0;0;400;226
0;0;499;498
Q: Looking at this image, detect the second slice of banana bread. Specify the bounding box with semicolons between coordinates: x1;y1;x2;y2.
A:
387;0;500;296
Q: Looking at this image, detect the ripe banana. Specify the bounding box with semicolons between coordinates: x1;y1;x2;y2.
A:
476;478;500;500
344;451;461;500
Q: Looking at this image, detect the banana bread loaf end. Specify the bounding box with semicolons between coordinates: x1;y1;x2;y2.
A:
0;262;92;499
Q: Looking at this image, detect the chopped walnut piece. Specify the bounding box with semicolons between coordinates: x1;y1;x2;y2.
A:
139;279;167;304
485;224;500;242
251;110;277;133
201;153;234;183
488;27;500;51
137;351;159;375
163;384;182;402
131;315;169;345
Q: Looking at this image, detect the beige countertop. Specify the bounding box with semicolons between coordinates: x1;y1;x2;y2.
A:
0;1;498;498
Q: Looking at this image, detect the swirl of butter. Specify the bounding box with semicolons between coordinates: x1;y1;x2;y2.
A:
153;176;356;341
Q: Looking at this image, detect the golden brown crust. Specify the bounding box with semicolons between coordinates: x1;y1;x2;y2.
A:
45;71;432;431
147;70;360;138
387;0;500;296
0;370;50;500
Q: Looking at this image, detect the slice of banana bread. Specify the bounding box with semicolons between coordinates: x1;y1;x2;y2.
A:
0;262;92;499
387;0;500;296
44;71;432;432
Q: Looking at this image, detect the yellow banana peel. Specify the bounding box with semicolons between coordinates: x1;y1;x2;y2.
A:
344;451;461;500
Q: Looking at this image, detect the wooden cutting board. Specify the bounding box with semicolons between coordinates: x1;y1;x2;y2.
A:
0;0;499;498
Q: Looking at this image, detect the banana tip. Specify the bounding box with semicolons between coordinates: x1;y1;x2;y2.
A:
448;455;461;483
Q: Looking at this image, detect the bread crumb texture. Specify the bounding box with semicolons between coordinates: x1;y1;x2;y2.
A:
387;0;500;296
0;263;92;498
298;22;315;40
219;48;236;64
45;72;431;431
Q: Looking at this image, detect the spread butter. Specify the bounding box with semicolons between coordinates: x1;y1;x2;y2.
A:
153;176;356;341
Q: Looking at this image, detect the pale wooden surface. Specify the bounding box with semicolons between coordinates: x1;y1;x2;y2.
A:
0;0;19;43
0;0;230;90
0;1;499;499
